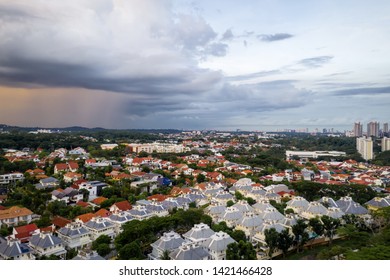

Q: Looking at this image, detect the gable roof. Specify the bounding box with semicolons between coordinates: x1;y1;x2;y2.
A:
111;200;132;211
52;216;71;228
95;208;111;218
0;206;33;220
76;213;96;223
92;197;108;205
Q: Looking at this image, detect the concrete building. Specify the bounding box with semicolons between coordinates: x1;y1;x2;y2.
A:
381;137;390;152
367;121;380;137
353;122;363;137
356;137;374;160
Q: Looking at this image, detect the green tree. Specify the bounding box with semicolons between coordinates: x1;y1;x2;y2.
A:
118;241;144;260
196;174;206;183
230;230;247;243
264;228;279;257
292;219;309;253
277;229;294;258
226;200;234;207
321;216;340;246
226;240;256;260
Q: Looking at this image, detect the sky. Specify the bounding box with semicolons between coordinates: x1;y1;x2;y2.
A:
0;0;389;131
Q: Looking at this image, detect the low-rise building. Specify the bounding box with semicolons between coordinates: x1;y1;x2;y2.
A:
29;232;67;259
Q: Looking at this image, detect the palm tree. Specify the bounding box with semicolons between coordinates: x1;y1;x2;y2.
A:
160;250;171;260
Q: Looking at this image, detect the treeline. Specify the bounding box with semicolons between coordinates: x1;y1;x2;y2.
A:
0;130;161;151
114;208;212;259
290;181;377;205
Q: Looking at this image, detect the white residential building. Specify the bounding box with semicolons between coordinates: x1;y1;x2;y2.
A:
29;232;67;259
83;217;116;240
356;137;374;160
57;222;92;249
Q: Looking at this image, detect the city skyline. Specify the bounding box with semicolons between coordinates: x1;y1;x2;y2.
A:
1;0;390;130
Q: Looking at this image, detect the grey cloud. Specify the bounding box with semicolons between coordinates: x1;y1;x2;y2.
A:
221;29;234;41
226;70;281;82
332;86;390;96
257;33;294;42
298;56;333;68
204;43;228;57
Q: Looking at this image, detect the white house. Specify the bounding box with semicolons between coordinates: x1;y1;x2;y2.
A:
29;232;67;259
83;217;116;241
57;222;92;249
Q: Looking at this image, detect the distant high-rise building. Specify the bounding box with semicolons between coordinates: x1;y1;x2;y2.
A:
353;122;363;137
356;137;373;160
382;137;390;152
367;121;379;137
383;123;389;134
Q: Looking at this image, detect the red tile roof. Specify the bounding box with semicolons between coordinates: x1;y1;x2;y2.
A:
76;213;95;223
112;200;132;211
147;194;170;202
95;208;111;218
52;216;71;228
14;223;38;235
92;197;108;205
76;201;90;208
55;163;68;171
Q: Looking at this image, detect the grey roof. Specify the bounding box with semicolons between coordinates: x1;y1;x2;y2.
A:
336;196;369;215
109;212;134;223
162;199;180;209
325;207;345;219
265;192;280;200
286;196;310;210
233;201;255;213
256;222;287;233
236;185;253;192
305;202;328;215
365;197;390;208
175;196;192;205
249;188;267;196
259;207;285;222
30;233;63;249
253;201;276;213
215;191;234;200
58;223;89;237
221;207;243;222
0;239;32;258
170;244;210;260
84;218;114;230
72;251;105;260
146;203;168;212
183;223;215;241
41;177;59;184
281;214;299;226
205;204;226;216
128;206;152;218
203;231;236;252
237;213;263;228
152;231;185;251
317;197;339;208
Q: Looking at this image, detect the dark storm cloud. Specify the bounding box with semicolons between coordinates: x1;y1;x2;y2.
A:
257;33;294;42
298;56;333;68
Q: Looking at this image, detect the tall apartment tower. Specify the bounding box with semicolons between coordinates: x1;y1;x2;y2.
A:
356;137;373;160
367;121;379;137
353;122;363;137
383;123;389;134
382;137;390;152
